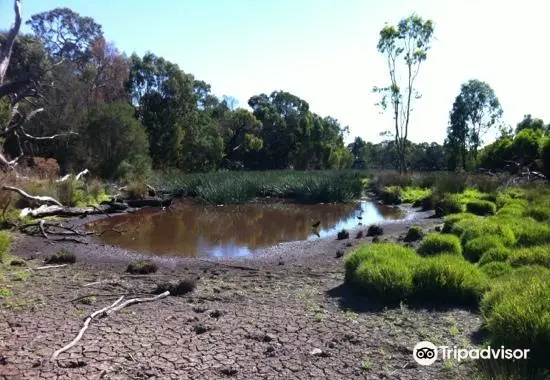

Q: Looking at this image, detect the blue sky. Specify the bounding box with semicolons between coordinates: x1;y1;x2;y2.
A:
1;0;549;145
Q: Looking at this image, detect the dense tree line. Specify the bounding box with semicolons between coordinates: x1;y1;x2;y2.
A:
0;7;353;179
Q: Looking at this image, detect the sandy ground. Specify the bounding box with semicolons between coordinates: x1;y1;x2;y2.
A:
0;208;484;379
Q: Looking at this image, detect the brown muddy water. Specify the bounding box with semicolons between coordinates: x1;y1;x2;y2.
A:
87;200;411;258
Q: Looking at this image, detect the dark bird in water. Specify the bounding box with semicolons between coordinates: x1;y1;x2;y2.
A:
357;216;363;220
312;221;321;228
313;230;320;238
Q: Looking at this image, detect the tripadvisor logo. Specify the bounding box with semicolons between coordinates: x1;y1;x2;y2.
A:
413;341;530;366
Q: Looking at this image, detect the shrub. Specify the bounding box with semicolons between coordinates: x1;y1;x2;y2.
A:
154;279;196;296
401;187;431;204
459;219;516;247
508;245;550;268
345;243;421;303
417;233;462;257
442;213;477;233
126;260;158;275
466;200;497;216
366;225;383;237
463;235;505;263
380;186;402;205
45;249;76;264
514;220;550;247
125;182;149;199
404;226;424;242
412;254;489;307
480;262;513;279
435;195;464;216
526;205;550;222
0;231;11;261
478;247;512;266
337;229;350;240
416;193;437;211
496;202;526;218
481;267;550;364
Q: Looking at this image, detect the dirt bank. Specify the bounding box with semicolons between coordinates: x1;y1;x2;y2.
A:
0;207;483;379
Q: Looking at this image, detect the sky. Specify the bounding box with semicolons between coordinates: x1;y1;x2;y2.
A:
1;0;549;145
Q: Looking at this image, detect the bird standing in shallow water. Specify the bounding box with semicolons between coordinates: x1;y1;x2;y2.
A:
312;221;321;228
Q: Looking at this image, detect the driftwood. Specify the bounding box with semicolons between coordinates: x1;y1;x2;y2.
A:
50;291;170;362
35;264;67;270
2;185;63;206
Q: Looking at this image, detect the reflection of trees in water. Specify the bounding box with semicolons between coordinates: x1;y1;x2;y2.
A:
90;202;362;256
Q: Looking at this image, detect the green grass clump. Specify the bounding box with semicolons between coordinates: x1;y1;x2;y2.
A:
496;202;527;218
417;233;462;257
480;266;550;364
126;260;158;275
442;213;477;233
154;278;197;296
463;235;505;263
513;219;550;247
412;254;489;307
436;195;464;216
0;231;12;262
508;245;550;268
466;200;497;216
380;186;402;205
458;218;516;247
45;249;76;264
0;288;13;298
401;187;431;204
526;205;550;222
478;247;512;266
480;261;513;279
404;226;424;242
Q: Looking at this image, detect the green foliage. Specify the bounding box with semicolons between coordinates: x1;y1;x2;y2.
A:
401;187;431;204
404;226;424;242
442;212;477;233
417;233;462;257
458;218;516;247
478;247;512;266
0;231;12;262
463;235;504;262
513;220;550;247
480;262;513;279
466;200;496;216
526;205;550;222
412;254;488;306
436;195;464;216
481;267;550;364
508;246;550;268
380;186;402;205
541;137;550;178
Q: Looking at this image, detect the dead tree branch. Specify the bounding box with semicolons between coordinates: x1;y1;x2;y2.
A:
2;185;63;206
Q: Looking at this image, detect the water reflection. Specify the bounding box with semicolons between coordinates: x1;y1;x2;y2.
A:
87;200;405;258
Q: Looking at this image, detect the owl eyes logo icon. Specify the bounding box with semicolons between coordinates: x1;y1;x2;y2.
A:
413;341;438;366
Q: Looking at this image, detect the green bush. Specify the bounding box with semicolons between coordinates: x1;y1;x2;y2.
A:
480;261;513;279
466;200;497;216
435;195;464;216
380;186;402;205
514;220;550;247
508;245;550;268
526;205;550;222
354;257;414;303
481;267;550;364
412;254;489;306
463;235;505;263
459;218;516;247
478;246;512;266
404;226;424;242
417;233;462;257
0;231;11;262
442;213;477;233
401;187;431;204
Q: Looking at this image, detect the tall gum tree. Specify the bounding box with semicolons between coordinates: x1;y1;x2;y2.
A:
374;14;434;174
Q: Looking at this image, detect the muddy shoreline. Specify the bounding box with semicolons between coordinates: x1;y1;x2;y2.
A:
1;205;483;380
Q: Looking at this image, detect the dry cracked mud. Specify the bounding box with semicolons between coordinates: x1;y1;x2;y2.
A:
1;211;483;379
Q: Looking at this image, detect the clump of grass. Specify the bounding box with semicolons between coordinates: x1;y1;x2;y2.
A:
442;213;477;233
56;178;86;207
355;230;364;239
12;270;29;281
0;288;13;298
79;296;97;305
45;249;76;264
346;243;421;303
404;226;424;242
459;218;516;247
514;220;550;247
380;186;402;205
478;247;512;266
526;205;550;222
366;225;383;237
0;231;12;262
466;200;497;216
126;260;158;275
9;257;26;267
508;245;550;268
435;195;464;216
480;262;513;279
401;187;431;204
417;233;462;257
337;229;350;240
124;181;149;199
480;266;550;365
412;254;488;307
463;235;505;263
154;278;197;296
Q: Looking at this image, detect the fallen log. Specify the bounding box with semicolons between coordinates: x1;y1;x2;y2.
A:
2;185;62;206
123;197;173;208
20;203;134;218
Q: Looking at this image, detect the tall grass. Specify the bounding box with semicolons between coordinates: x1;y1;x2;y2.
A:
152;170;366;204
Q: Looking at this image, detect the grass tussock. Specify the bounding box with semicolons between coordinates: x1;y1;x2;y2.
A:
479;261;513;279
0;231;12;262
154;278;197;296
417;233;462;257
337;229;350;240
126;260;158;275
466;200;497;216
45;249;76;264
463;235;505;263
366;225;384;237
404;226;424;242
507;245;550;268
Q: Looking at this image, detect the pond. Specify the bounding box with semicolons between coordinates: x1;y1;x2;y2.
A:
87;200;409;258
